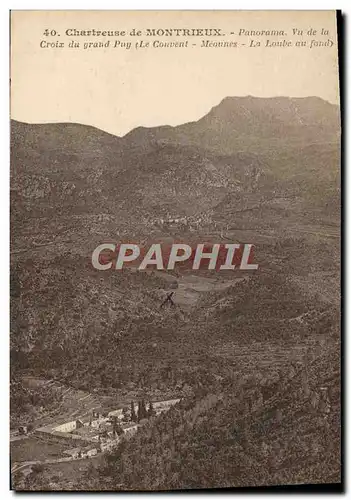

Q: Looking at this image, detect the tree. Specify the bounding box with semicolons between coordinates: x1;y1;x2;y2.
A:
31;463;44;474
122;406;130;422
130;401;137;422
111;416;118;436
148;401;155;417
116;423;124;436
137;400;147;421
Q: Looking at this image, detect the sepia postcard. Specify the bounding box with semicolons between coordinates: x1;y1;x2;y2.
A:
10;10;341;491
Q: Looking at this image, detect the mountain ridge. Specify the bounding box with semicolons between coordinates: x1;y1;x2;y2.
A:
11;95;340;141
11;94;340;254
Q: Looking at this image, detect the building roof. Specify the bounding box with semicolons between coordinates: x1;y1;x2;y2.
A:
122;423;139;430
64;447;81;455
81;445;98;452
51;431;87;440
74;427;100;437
153;398;180;408
108;408;124;416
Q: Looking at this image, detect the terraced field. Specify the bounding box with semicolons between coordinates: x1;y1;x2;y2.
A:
211;335;332;376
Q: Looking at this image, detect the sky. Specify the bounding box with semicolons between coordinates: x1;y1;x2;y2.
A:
11;10;340;137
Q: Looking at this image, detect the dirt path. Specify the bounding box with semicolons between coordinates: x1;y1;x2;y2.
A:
154;270;247;309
